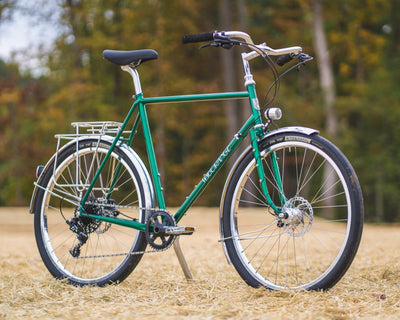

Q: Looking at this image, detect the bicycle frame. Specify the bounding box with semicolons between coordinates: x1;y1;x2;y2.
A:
30;30;364;290
79;54;283;230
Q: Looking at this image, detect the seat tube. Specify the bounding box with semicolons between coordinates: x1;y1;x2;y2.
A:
137;98;166;209
123;66;166;209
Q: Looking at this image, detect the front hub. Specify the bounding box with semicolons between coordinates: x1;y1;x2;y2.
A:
279;196;313;237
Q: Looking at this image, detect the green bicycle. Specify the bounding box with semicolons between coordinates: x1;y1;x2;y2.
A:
30;31;363;290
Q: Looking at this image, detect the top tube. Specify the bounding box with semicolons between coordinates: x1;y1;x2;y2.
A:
140;91;249;105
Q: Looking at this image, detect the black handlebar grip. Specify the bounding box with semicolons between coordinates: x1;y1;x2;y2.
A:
276;53;294;66
182;32;214;44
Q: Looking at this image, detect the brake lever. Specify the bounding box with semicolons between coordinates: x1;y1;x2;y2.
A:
199;40;234;50
199;42;220;50
296;53;313;62
294;53;313;71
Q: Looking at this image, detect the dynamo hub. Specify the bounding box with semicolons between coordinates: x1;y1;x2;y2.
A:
279;196;313;237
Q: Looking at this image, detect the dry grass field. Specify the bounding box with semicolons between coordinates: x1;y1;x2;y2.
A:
0;207;399;319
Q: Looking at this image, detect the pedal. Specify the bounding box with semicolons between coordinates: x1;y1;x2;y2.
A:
163;226;196;235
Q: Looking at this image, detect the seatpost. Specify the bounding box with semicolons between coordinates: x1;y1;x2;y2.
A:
121;65;143;96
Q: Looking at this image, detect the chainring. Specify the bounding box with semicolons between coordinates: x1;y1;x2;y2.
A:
145;211;176;250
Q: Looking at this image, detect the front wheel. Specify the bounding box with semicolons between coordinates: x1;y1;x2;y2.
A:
222;132;363;290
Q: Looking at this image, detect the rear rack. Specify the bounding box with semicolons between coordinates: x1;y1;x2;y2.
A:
55;121;131;141
51;121;132;195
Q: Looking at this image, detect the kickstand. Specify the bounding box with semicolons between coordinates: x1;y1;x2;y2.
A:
173;237;193;281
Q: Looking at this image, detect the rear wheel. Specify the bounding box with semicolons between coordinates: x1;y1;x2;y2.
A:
34;139;150;286
222;133;363;290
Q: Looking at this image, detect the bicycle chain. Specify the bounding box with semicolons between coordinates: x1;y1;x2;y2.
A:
75;248;164;259
75;206;174;259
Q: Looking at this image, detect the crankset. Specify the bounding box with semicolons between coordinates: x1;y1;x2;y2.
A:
145;211;196;250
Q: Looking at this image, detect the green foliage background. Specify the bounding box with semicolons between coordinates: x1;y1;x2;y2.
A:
0;0;399;221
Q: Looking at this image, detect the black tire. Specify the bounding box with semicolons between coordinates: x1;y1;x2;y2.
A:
34;139;150;286
222;132;363;290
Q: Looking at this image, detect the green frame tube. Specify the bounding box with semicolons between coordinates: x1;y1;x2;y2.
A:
79;89;282;228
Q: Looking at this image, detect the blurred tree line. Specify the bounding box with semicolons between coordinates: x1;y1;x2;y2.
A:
0;0;399;222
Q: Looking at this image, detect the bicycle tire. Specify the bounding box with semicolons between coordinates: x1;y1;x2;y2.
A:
34;139;151;286
221;132;363;290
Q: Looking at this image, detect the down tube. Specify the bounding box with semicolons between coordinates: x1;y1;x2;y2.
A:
174;117;255;223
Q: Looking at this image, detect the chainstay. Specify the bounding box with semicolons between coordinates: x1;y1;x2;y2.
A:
83;203;168;213
74;206;174;259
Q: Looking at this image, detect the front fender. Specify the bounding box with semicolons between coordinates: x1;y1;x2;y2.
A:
218;126;318;264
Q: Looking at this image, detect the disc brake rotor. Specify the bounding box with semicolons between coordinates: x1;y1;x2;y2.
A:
281;196;313;237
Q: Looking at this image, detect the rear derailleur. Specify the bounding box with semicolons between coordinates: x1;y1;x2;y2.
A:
67;197;119;258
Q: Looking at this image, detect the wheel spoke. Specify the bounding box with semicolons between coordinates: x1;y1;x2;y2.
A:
35;140;148;286
223;134;363;290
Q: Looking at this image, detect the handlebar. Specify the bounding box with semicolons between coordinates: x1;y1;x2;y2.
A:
182;30;307;66
182;32;214;44
276;53;294;66
182;31;254;45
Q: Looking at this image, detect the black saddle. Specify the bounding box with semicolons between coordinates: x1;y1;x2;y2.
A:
103;49;158;66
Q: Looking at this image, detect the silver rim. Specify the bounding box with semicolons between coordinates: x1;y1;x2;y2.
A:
40;145;144;283
230;141;351;289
